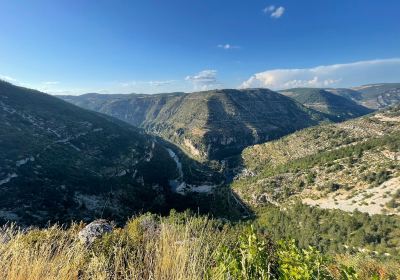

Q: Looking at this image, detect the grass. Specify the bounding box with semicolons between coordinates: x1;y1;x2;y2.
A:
0;213;227;280
0;211;399;280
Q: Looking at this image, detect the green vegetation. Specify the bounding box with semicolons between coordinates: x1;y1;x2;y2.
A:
1;212;398;280
280;88;373;121
234;106;400;210
2;81;400;279
0;80;227;225
61;88;329;160
255;203;400;256
256;132;400;178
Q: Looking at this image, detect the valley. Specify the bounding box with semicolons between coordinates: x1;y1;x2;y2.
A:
2;2;400;278
1;80;400;279
0;81;229;225
61;88;329;160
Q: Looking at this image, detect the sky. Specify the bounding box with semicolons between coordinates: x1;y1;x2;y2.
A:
0;0;400;95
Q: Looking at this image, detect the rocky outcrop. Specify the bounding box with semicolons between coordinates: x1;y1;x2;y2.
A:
78;219;113;245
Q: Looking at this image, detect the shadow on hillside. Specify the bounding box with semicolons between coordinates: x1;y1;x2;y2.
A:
204;93;259;161
154;136;253;221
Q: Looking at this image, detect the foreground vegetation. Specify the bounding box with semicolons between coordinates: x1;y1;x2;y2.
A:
255;203;400;257
0;211;398;280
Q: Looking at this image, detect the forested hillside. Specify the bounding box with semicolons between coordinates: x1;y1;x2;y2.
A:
61;89;328;160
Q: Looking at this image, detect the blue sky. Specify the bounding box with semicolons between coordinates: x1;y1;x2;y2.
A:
0;0;399;94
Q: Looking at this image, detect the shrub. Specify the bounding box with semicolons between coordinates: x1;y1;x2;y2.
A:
212;225;277;280
277;240;333;279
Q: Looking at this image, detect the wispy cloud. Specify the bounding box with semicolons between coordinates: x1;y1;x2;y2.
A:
0;74;17;82
263;5;276;13
149;80;176;87
185;70;220;90
120;81;138;88
240;58;400;89
263;5;285;18
217;44;240;50
120;80;175;88
43;81;59;85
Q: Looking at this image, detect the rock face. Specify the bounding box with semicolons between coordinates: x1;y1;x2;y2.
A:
61;89;328;160
351;83;400;109
78;219;113;245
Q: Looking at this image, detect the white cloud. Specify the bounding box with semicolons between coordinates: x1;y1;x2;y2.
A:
263;5;285;18
185;70;220;90
119;80;175;88
271;6;285;18
43;81;59;85
217;44;240;50
120;81;138;88
149;80;176;87
240;58;400;90
0;74;17;82
263;5;275;13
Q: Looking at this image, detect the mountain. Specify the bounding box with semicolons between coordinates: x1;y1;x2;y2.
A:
325;87;364;102
233;105;400;216
351;83;400;109
280;88;373;121
0;81;222;225
61;89;328;160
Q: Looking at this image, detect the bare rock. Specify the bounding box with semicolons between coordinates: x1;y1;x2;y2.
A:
78;219;113;245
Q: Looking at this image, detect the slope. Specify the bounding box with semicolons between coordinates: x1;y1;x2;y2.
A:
0;81;221;225
352;83;400;109
61;88;328;160
280;88;373;121
233;105;400;216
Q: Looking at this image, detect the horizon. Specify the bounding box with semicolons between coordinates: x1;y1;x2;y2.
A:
1;0;400;95
2;78;400;97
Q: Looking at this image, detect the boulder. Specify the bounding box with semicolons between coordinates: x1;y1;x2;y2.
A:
78;219;113;245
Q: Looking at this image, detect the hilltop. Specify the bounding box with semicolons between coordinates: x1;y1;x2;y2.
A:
351;83;400;109
280;88;373;121
61;88;328;160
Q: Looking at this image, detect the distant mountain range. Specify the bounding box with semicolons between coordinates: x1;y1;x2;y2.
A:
61;88;329;160
350;83;400;109
280;84;400;111
279;88;373;121
62;83;400;161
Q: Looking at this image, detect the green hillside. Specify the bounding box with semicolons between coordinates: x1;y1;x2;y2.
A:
233;105;400;214
61;88;328;160
0;81;225;225
280;88;373;121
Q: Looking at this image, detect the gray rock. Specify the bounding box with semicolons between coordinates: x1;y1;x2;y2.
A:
78;219;113;245
139;215;160;236
0;230;11;244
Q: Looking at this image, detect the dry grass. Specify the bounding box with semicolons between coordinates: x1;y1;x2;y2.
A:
0;215;228;280
333;254;400;280
0;214;398;280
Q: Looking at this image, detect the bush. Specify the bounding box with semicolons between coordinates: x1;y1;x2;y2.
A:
386;199;399;209
277;240;333;279
212;225;278;280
